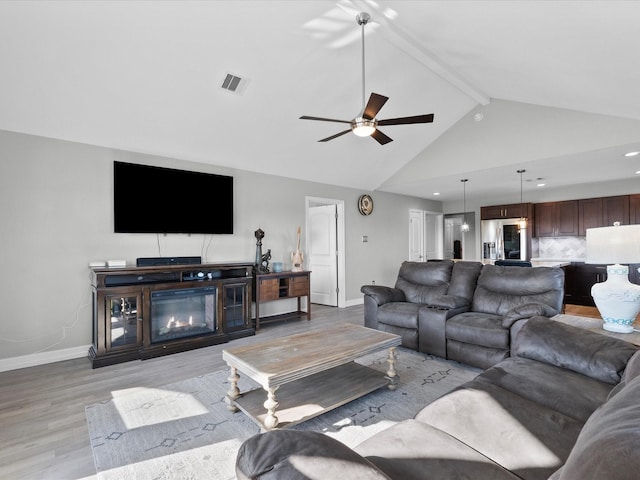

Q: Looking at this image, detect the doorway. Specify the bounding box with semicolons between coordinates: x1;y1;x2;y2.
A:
409;209;444;261
305;197;346;308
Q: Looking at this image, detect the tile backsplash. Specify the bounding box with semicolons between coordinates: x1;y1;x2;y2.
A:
532;236;587;259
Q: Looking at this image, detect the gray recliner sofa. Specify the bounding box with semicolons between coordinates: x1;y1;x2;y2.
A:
236;317;640;480
362;261;565;369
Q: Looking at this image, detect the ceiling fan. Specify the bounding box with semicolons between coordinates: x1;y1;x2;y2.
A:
300;12;434;145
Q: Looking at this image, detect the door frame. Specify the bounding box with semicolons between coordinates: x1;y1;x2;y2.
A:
305;196;346;308
409;209;444;261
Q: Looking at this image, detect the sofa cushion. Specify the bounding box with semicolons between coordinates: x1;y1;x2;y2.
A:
415;379;584;480
471;265;564;315
513;316;638;385
446;261;483;302
236;430;391;480
558;375;640;480
477;357;612;422
446;312;509;349
446;340;509;370
354;419;520;480
395;261;452;304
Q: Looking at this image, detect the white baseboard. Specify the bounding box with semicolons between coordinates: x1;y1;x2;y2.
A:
345;297;364;308
0;345;90;373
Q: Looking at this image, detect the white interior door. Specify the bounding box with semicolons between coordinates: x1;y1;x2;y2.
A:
308;204;338;306
409;209;425;261
425;212;443;259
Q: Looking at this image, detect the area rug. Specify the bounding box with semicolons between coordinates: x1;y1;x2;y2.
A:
86;348;480;480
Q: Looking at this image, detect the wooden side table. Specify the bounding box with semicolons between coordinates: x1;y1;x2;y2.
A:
253;271;311;330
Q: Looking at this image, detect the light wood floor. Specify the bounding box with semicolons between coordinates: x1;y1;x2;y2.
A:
0;303;601;480
0;304;363;480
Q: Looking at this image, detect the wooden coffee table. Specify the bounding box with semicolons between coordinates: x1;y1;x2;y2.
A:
222;324;401;430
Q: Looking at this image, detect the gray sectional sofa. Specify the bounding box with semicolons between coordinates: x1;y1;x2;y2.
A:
361;260;565;369
236;317;640;480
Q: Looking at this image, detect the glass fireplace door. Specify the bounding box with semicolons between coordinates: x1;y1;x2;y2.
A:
151;286;217;343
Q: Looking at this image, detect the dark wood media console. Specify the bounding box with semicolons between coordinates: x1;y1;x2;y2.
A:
89;262;255;368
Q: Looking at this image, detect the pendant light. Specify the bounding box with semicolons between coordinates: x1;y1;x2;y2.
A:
461;179;470;233
517;169;527;230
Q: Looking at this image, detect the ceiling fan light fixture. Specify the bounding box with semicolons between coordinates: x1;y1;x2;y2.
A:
352;118;376;137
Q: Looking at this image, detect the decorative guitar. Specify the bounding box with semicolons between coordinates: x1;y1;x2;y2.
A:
291;226;304;272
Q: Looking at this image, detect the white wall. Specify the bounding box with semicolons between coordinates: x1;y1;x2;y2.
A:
0;130;442;365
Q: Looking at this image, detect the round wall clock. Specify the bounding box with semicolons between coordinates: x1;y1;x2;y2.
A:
358;194;374;216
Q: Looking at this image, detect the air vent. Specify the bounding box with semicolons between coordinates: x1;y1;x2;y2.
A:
220;72;248;95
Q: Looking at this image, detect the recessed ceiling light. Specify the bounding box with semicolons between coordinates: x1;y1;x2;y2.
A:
537;183;546;187
433;192;440;196
624;151;639;157
636;170;640;175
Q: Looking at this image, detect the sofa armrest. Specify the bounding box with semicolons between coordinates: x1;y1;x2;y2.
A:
428;294;470;310
236;430;391;480
419;304;470;357
501;303;559;328
361;285;405;305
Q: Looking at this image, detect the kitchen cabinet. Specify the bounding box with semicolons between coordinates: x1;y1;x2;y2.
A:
481;203;532;220
578;198;603;236
535;200;579;237
603;195;630;226
564;262;640;306
578;196;629;235
563;262;608;306
629;194;640;224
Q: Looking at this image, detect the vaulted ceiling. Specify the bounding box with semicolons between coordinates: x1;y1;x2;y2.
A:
1;1;639;205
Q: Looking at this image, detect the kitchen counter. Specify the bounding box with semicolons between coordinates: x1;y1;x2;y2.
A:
481;259;571;268
531;260;571;268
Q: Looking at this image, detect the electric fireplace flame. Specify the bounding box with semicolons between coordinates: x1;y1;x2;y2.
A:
151;287;216;343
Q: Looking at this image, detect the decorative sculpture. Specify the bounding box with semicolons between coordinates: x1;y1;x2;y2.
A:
254;228;270;274
291;226;304;272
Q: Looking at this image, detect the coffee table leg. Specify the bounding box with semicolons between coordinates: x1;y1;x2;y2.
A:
386;347;398;391
225;366;240;412
263;386;279;429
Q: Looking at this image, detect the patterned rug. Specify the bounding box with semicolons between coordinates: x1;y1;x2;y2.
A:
85;348;480;480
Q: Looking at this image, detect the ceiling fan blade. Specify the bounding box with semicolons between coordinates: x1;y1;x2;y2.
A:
318;129;352;142
378;114;435;126
371;129;393;145
362;93;389;120
300;115;351;124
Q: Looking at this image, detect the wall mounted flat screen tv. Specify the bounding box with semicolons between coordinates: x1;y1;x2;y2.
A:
113;161;233;234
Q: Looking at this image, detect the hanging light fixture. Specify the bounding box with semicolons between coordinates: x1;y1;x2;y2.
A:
461;179;470;233
517;169;527;230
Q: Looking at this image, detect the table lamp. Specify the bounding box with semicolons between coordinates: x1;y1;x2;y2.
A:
586;223;640;333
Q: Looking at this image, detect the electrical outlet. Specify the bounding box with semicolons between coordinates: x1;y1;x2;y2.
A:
372;280;376;285
362;235;368;243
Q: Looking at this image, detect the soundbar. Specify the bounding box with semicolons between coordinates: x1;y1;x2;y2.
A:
136;256;202;267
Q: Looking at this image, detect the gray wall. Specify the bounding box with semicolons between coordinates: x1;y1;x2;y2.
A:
0;130;441;364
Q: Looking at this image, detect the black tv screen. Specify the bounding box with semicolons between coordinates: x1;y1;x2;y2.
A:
113;161;233;234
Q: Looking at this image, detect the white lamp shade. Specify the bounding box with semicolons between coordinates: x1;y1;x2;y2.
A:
586;224;640;265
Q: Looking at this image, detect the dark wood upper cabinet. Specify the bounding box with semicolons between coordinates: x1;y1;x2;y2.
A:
481;203;531;220
578;197;603;236
535;200;579;237
603;195;630;226
579;195;630;235
631;194;640;224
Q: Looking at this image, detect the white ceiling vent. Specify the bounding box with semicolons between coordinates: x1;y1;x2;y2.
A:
220;72;248;95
